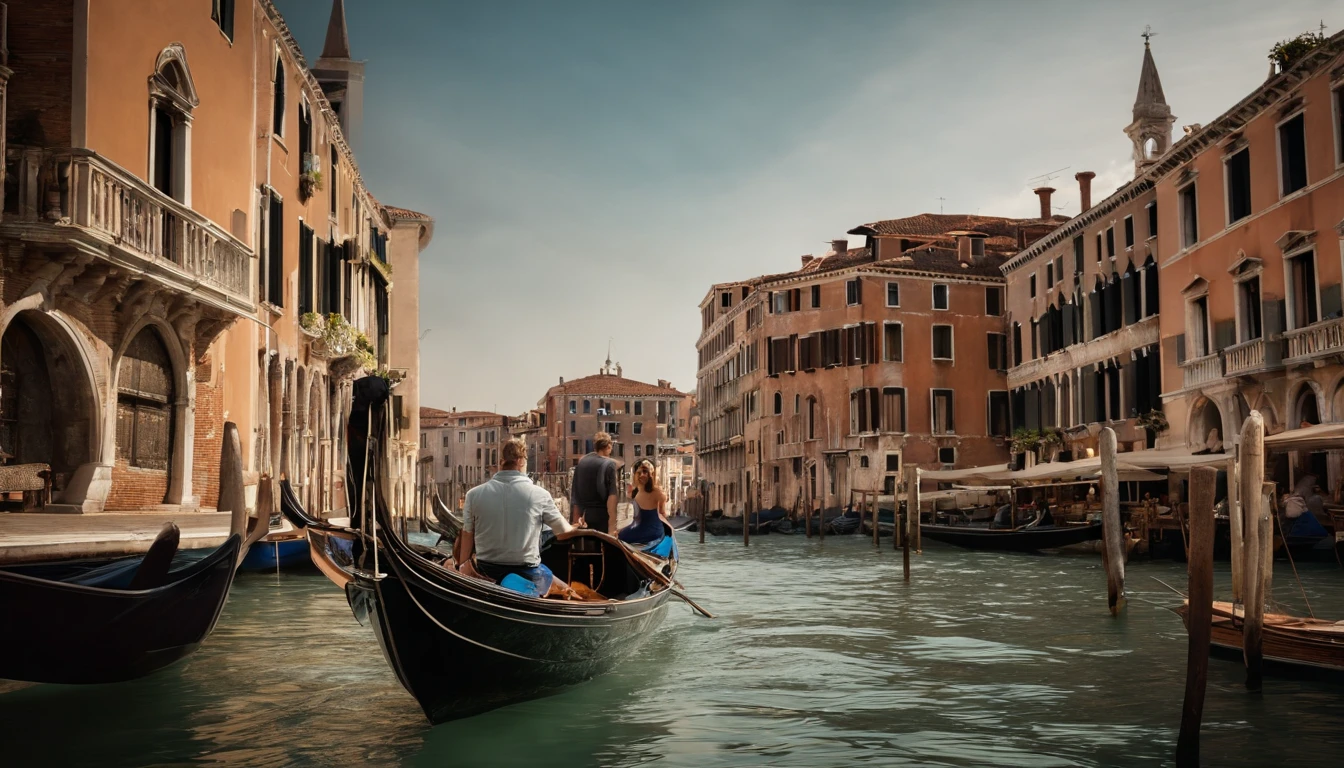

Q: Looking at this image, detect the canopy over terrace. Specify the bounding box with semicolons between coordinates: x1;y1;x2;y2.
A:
1263;422;1344;453
921;449;1228;488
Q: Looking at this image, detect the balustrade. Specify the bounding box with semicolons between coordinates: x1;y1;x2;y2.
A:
1180;352;1223;390
1283;317;1344;363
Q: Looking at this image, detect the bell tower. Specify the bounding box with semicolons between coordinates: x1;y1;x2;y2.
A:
312;0;364;152
1123;29;1175;176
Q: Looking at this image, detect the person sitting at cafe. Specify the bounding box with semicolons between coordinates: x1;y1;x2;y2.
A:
459;438;577;596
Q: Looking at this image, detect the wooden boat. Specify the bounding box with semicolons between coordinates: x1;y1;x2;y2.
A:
665;514;696;532
299;376;683;723
239;534;309;571
1177;600;1344;674
920;520;1104;552
0;525;243;684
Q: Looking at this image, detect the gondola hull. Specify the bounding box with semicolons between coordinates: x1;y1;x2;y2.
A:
351;547;673;723
0;535;242;684
920;521;1104;552
239;537;310;571
1178;601;1344;674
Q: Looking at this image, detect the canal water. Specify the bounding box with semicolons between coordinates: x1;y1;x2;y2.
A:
3;535;1343;767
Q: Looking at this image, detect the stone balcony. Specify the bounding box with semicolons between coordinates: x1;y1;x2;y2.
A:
1179;352;1223;390
1223;337;1284;377
1282;317;1344;367
1007;315;1159;389
3;147;254;312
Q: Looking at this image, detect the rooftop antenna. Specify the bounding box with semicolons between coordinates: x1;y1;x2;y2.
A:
1320;20;1327;36
936;196;946;214
1027;166;1071;187
1141;25;1156;47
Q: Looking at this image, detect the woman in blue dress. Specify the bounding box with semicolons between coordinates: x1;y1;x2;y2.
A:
619;459;667;545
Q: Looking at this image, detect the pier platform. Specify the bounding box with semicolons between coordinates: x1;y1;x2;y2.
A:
0;511;232;565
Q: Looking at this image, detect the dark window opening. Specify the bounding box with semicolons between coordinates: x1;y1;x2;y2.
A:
938;447;956;465
1073;236;1084;274
883;323;903;362
1279;113;1308;196
272;58;285;136
1179;184;1198;248
211;0;235;41
1287;252;1319;329
933;284;949;310
932;389;955;434
1227;148;1251;223
298;223;314;315
1147;202;1158;241
986;286;1002;316
1124;216;1135;248
887;282;900;307
932;326;953;360
988;332;1007;371
267;193;283;307
989;391;1010;437
846;278;861;305
1238;277;1262;342
812;284;822;308
880;388;906;432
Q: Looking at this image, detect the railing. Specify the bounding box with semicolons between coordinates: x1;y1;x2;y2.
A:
1180;352;1224;390
1007;315;1159;390
1223;337;1284;377
1283;317;1344;363
8;148;252;304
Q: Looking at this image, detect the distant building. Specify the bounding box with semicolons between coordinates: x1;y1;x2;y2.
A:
419;407;512;509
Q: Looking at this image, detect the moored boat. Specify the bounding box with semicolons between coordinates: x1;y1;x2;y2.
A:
920;520;1104;552
1177;600;1344;675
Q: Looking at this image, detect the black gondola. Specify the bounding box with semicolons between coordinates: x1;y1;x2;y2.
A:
920;520;1104;552
300;376;683;723
0;525;243;684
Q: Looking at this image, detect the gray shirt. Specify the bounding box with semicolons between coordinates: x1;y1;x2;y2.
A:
572;452;618;511
463;471;564;566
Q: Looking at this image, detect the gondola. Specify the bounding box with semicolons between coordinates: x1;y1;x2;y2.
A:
1177;600;1344;675
239;534;310;571
919;520;1104;552
0;523;243;684
298;376;687;723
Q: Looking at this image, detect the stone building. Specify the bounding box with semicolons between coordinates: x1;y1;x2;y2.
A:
418;406;511;509
0;0;430;516
697;215;1061;516
535;361;690;474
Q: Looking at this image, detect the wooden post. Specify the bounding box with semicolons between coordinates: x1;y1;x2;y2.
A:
699;496;706;544
743;491;751;547
804;492;812;538
913;468;921;552
902;464;919;552
219;422;247;540
1228;456;1243;602
1177;465;1218;767
902;506;911;581
871;492;879;546
1240;410;1266;690
1101;427;1125;615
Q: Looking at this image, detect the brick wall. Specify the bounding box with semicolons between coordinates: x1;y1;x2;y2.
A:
192;355;222;510
105;461;169;510
5;0;74;147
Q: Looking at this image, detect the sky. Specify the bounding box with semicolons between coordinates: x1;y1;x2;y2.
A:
276;0;1336;415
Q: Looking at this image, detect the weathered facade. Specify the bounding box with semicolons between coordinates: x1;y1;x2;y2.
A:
418;407;511;509
0;1;431;516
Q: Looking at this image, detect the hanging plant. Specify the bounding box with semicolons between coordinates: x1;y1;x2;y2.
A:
303;312;376;371
1136;409;1169;434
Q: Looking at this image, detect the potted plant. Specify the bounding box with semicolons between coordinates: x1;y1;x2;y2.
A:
299;152;323;201
1136;409;1169;449
1038;428;1064;462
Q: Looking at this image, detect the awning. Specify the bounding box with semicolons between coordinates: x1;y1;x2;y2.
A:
1264;422;1344;453
920;449;1225;487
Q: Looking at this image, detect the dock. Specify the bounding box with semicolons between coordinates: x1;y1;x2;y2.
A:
0;512;233;565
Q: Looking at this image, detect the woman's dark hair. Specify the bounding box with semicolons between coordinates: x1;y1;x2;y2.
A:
632;459;655;496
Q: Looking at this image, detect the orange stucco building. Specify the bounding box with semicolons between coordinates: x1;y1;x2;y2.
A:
0;1;431;516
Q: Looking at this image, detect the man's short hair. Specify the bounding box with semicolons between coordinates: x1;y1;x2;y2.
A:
502;438;527;465
593;431;612;451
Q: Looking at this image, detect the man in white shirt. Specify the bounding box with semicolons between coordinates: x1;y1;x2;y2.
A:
460;438;575;595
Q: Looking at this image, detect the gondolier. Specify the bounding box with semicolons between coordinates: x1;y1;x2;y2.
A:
572;431;619;535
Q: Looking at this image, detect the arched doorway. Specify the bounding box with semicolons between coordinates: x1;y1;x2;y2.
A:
1189;397;1224;451
1294;383;1321;428
108;326;176;507
0;312;99;504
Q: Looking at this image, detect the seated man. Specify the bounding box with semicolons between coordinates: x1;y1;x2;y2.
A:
459;438;576;596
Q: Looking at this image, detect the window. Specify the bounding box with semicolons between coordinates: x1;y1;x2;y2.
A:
886;282;900;307
298;223;314;314
986;286;1002;316
634;444;642;457
721;291;731;308
883;322;903;362
811;284;821;308
148;49;196;203
115;328;174;472
1046;262;1055;289
846;278;862;306
441;454;449;468
886;454;900;472
1286;250;1319;330
298;100;312;172
568;400;576;414
987;332;1007;371
806;396;817;439
646;444;654;457
211;0;235;40
634;401;643;416
1179;182;1198;248
938;447;957;465
932;325;953;360
880;388;906;432
603;421;619;436
1279;112;1308;196
1029;274;1037;298
1237;275;1262;342
1227;148;1251;224
849;388;880;434
988;391;1010;437
931;389;955;434
1336;85;1344;166
330;145;339;215
476;431;482;443
1105;227;1115;259
272;57;285;136
773;392;782;415
933;284;949;310
569;420;576;433
971;238;985;258
859;456;870;469
633;422;643;435
1123;216;1135;248
1073;236;1084;274
572;439;580;455
795;394;801;413
1095;233;1103;263
1189;295;1210;357
265;191;283;306
583;400;591;414
1147;202;1158;240
458;432;465;443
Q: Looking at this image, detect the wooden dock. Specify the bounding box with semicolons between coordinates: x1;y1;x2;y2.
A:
0;511;233;565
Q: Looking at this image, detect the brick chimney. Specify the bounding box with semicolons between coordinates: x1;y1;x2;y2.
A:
830;239;848;254
657;379;670;389
801;255;814;268
956;235;972;263
558;376;564;385
1033;187;1055;219
1075;171;1095;213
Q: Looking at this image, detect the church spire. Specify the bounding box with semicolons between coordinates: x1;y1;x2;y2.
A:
1123;30;1176;177
321;0;351;60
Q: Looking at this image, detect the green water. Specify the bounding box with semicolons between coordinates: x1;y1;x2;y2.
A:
3;536;1343;767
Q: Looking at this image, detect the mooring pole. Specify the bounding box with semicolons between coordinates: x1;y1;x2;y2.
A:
1228;456;1243;602
698;496;706;544
1101;427;1125;615
902;464;919;553
902;506;911;581
1239;412;1266;690
1176;465;1218;767
913;468;922;552
871;492;879;547
743;493;751;547
220;422;247;540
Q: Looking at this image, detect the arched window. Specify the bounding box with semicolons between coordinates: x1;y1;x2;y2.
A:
272;55;286;136
773;392;782;415
807;396;817;439
116;328;175;472
148;45;199;203
1143;137;1159;159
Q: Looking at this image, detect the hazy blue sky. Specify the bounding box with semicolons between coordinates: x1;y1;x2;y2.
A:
277;0;1335;415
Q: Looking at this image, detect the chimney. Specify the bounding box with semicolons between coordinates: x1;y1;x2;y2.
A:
1033;187;1055;219
830;238;848;254
1075;171;1095;213
558;376;564;385
616;363;622;377
956;235;972;264
451;406;456;413
801;255;814;268
658;379;670;389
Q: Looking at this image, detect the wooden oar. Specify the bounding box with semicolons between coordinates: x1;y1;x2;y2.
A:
668;586;716;619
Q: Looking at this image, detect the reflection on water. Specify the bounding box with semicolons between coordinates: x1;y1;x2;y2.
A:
3;537;1344;767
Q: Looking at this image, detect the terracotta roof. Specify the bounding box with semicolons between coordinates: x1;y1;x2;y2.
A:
847;212;1069;239
547;373;687;398
420;407;507;427
385;205;433;221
